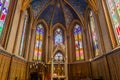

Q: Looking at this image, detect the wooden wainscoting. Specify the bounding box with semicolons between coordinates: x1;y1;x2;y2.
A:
107;48;120;80
91;56;110;80
0;48;27;80
68;62;91;80
9;56;27;80
91;48;120;80
0;50;11;80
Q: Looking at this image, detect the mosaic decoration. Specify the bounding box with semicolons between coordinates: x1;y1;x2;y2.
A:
90;11;99;56
67;0;87;15
54;28;64;45
62;1;78;25
34;24;44;60
74;24;84;60
106;0;120;44
19;16;28;56
31;0;50;16
39;4;55;25
0;0;10;37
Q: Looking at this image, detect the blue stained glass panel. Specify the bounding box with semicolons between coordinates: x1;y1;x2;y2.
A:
54;28;64;45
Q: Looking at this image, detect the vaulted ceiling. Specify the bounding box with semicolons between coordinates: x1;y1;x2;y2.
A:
30;0;88;26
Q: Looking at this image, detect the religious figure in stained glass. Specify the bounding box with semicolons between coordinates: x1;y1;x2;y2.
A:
89;11;99;56
0;0;10;36
54;28;64;45
106;0;120;44
73;24;84;60
34;24;44;60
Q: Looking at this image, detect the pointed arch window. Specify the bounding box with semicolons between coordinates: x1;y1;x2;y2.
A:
0;0;11;37
19;15;28;56
54;28;64;45
106;0;120;44
54;51;64;62
73;24;84;60
34;24;44;61
89;11;99;56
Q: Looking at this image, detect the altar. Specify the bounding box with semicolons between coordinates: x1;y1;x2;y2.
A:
53;76;66;80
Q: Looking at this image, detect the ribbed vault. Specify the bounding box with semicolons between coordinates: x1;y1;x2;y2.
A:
30;0;88;26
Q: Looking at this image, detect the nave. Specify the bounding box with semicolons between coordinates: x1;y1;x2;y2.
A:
0;0;120;80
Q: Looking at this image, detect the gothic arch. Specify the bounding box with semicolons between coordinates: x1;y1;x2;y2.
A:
52;23;66;34
69;19;83;35
32;19;48;61
53;44;66;57
84;8;103;57
64;1;86;27
50;23;67;60
51;23;66;44
69;20;85;61
34;19;49;35
26;5;34;24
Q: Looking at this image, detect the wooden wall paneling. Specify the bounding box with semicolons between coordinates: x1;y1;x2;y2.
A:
91;57;110;80
116;53;120;80
19;62;22;79
22;63;24;79
20;62;22;80
1;56;6;80
8;57;26;80
68;62;91;80
14;61;17;79
9;59;13;80
9;58;17;80
91;61;97;78
14;60;17;80
2;56;9;80
5;56;11;80
0;55;5;80
112;53;119;80
0;54;4;79
24;64;27;79
107;51;120;80
107;55;117;80
17;62;20;80
115;52;120;80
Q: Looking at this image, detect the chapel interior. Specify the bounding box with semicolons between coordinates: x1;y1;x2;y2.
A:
0;0;120;80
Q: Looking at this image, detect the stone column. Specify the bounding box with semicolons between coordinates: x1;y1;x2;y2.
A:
28;29;35;61
65;35;68;80
51;57;53;80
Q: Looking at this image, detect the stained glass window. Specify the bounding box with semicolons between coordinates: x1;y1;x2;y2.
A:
89;11;99;56
34;24;44;60
106;0;120;44
54;52;64;62
19;15;28;56
0;0;10;37
54;28;64;45
74;24;84;60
